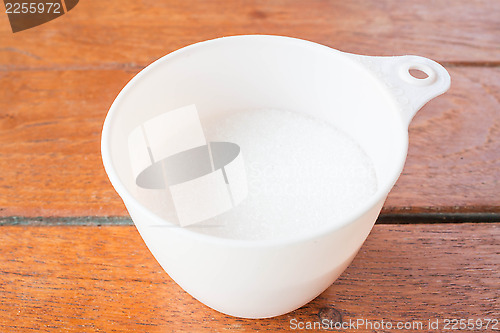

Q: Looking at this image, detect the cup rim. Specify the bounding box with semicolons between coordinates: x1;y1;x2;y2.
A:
101;34;409;248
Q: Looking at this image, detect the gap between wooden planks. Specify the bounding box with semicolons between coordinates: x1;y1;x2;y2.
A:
0;223;498;332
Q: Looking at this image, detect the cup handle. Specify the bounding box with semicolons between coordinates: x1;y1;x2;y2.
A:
345;53;451;126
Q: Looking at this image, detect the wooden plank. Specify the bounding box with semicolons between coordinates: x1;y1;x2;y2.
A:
0;67;498;217
0;69;130;216
385;66;500;214
0;0;499;70
0;223;498;331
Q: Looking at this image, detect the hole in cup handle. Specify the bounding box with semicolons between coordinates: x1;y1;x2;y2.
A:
395;56;451;126
347;53;451;126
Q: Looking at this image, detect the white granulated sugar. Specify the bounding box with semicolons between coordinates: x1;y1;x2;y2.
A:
184;108;378;240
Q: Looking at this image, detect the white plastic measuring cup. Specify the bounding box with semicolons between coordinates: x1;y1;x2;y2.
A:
101;35;450;318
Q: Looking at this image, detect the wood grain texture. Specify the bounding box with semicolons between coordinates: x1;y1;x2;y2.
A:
0;223;498;332
0;0;499;70
385;66;500;214
0;67;498;216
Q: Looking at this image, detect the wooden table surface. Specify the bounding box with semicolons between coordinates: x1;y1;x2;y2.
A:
0;0;498;332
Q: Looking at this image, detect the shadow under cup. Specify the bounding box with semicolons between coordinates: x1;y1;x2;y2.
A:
101;35;446;318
